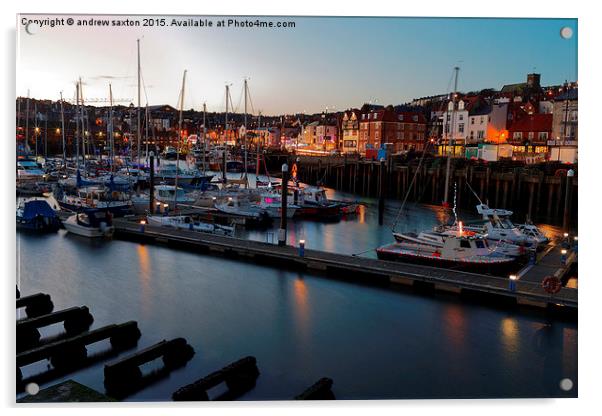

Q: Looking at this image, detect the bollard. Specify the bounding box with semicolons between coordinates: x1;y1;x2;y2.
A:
139;220;146;233
299;240;305;257
508;275;517;292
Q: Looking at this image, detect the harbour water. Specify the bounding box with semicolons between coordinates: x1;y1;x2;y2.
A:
16;186;577;400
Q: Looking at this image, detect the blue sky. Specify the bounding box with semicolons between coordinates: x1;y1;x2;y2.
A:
17;15;577;115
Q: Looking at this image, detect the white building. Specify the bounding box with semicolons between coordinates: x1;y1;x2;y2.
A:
467;102;508;144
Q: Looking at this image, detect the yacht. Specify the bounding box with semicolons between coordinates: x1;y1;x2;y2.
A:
16;200;61;232
55;185;132;217
146;214;234;236
63;211;114;238
17;159;48;182
131;185;197;213
377;232;516;273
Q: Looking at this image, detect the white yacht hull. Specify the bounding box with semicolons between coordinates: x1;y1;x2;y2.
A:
63;215;114;238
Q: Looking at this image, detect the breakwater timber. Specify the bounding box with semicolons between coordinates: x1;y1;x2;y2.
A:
266;154;577;228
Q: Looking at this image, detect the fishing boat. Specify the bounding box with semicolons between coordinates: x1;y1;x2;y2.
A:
16;200;61;232
397;226;526;258
146;214;234;236
455;204;543;246
63;211;114;238
287;185;342;220
17;158;48;182
475;203;549;245
214;194;272;224
257;190;299;219
154;165;197;186
163;146;178;160
517;222;549;245
377;233;517;273
131;185;197;214
16;181;51;197
54;185;132;217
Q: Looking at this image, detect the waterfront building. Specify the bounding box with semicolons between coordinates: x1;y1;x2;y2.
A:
359;106;399;154
440;96;482;156
466;101;509;145
550;87;578;163
507;112;552;158
341;109;361;154
395;112;427;151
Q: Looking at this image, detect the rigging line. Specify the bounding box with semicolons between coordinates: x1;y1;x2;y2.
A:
465;180;483;205
247;85;256;115
232;83;243;114
228;88;235;114
391;139;433;232
140;71;149;105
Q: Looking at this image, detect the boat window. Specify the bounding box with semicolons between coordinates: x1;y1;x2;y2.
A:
475;240;485;248
460;240;471;248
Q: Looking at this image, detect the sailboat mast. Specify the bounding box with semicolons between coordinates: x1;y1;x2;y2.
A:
25;91;30;155
225;84;229;146
443;66;459;205
79;78;86;173
256;111;261;178
137;39;142;166
244;79;248;186
44;112;48;159
75;83;80;171
174;69;187;210
60;92;66;169
34;103;38;158
145;104;150;165
108;83;114;173
202;102;207;173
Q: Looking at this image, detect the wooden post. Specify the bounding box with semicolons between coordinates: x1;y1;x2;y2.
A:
563;170;574;231
278;163;289;246
149;153;155;213
222;150;227;185
378;158;385;225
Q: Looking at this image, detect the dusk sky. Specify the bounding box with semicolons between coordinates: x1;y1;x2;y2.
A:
17;15;577;115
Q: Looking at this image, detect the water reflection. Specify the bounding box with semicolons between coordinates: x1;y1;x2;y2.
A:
442;304;466;348
500;317;520;355
136;244;152;316
292;276;310;345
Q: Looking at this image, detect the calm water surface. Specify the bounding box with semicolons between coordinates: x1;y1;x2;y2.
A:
16;185;577;400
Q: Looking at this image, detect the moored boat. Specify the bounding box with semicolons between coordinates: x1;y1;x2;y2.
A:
16;200;61;232
63;211;114;238
378;232;517;274
146;214;234;236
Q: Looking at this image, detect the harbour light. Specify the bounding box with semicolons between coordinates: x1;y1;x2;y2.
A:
509;274;518;281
